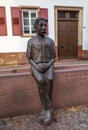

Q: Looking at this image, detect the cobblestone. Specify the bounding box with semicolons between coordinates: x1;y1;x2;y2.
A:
0;105;88;130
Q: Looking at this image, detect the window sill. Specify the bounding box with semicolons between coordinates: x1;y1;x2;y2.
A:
21;34;36;38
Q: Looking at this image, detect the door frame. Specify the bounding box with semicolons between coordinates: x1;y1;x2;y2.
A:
54;6;83;60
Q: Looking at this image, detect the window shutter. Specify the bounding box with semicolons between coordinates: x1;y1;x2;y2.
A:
39;8;48;35
0;7;7;36
11;7;21;36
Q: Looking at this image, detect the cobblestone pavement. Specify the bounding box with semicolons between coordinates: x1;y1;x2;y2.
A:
0;105;88;130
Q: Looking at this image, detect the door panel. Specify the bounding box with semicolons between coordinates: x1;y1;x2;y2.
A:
58;11;78;59
68;21;78;58
58;21;68;58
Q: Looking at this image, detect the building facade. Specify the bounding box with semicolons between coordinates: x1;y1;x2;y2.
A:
0;0;88;66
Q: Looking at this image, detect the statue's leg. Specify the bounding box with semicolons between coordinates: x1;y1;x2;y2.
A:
43;79;54;124
37;81;46;109
40;79;53;125
44;65;54;108
31;67;53;123
46;80;53;102
37;81;51;110
38;82;52;124
44;79;54;112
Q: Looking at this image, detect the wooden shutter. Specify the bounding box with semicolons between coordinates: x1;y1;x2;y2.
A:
39;8;48;35
0;7;7;36
11;7;21;36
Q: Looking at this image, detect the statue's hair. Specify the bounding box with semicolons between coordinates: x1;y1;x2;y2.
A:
34;17;47;30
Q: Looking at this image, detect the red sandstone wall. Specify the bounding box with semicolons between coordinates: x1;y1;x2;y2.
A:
0;65;88;117
0;52;27;66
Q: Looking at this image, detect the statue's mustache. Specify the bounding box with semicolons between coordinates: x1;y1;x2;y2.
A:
41;30;46;33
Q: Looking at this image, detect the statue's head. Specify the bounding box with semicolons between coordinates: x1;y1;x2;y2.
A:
34;17;47;37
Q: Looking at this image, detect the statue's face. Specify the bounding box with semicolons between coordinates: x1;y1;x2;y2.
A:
37;20;47;37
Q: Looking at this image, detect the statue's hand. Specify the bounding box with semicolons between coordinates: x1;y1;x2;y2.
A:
35;64;45;73
37;63;51;72
29;60;44;72
29;59;55;73
34;63;49;73
36;59;55;73
42;63;50;71
42;59;55;72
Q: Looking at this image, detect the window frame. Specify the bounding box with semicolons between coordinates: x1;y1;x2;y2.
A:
20;6;39;37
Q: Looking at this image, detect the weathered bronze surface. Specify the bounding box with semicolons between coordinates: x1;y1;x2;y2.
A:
26;17;56;125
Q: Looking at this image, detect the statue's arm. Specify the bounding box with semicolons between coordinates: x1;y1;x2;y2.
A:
26;40;32;60
26;41;36;68
47;40;56;67
42;40;56;72
51;40;56;59
26;41;44;72
29;59;46;73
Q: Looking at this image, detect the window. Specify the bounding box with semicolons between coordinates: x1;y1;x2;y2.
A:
70;11;78;19
58;11;65;18
58;11;78;20
22;9;37;36
11;7;48;36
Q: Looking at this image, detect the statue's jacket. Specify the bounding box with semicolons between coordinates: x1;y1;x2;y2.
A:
26;35;56;81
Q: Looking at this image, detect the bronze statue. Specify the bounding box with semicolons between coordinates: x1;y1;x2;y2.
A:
26;17;56;125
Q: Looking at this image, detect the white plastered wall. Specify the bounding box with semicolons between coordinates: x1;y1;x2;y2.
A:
0;0;88;52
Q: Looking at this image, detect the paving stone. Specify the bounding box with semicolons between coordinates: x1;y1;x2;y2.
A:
0;127;10;130
73;124;81;129
0;106;88;130
80;123;88;128
0;120;5;126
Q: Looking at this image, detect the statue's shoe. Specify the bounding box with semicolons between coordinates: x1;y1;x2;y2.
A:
38;109;45;121
50;107;54;114
44;109;52;125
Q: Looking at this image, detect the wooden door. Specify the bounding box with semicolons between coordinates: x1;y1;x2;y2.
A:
58;11;78;59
